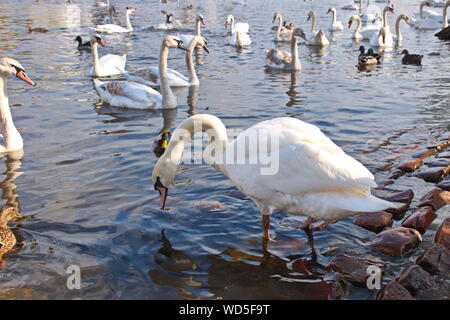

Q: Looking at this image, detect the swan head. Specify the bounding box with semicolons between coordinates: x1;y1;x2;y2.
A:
197;14;206;25
421;1;432;7
166;35;189;51
293;28;307;41
90;34;105;46
327;7;336;14
225;15;234;28
0;57;35;86
348;15;359;28
272;12;282;23
399;14;409;25
307;11;315;21
152;155;179;209
126;7;137;15
384;4;395;14
191;36;209;53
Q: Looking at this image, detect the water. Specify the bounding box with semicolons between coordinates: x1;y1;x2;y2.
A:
0;0;448;299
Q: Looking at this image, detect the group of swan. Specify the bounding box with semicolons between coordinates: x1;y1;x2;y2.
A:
411;0;450;30
90;7;136;33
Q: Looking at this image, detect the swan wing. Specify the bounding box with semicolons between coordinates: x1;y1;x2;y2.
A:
266;48;292;68
234;22;250;33
148;66;189;86
91;24;128;33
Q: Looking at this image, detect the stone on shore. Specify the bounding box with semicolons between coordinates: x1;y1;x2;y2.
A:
383;189;414;204
434;218;450;248
385;202;410;219
376;280;414;300
368;227;422;256
398;159;423;172
436;175;450;191
412;148;439;160
414;167;450;183
401;206;437;234
396;265;436;296
418;188;450;210
416;243;450;277
354;211;393;233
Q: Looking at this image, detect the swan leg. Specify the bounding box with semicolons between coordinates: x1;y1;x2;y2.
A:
262;214;273;240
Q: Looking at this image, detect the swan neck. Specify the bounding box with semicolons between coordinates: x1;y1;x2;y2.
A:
420;3;425;19
331;10;337;24
291;37;300;69
159;43;176;108
196;19;201;36
311;13;317;32
383;8;389;27
444;2;449;27
92;41;100;76
0;76;22;151
186;40;199;85
395;16;402;39
125;11;133;31
276;16;283;39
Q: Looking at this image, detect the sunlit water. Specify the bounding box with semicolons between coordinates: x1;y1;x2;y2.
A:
0;0;448;299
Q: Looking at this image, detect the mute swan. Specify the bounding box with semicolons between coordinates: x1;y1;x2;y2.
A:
370;26;392;48
119;36;209;87
90;7;136;33
400;50;423;66
0;57;35;153
93;36;188;110
225;15;250;34
411;1;441;29
327;7;344;31
152;114;394;240
360;5;394;40
273;12;294;42
74;36;91;50
89;35;126;78
435;0;450;38
153;11;183;30
95;0;109;7
229;30;252;47
348;15;363;40
178;14;206;47
266;29;306;71
306;11;329;47
392;14;409;42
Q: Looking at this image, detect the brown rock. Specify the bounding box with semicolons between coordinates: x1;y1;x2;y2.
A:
354;211;393;233
368;227;422;256
385;202;410;219
412;148;439;159
418;188;450;210
416;243;450;276
387;169;404;180
434;218;450;248
376;280;415;300
436;175;450;191
396;265;436;296
414;167;450;183
383;190;414;204
377;163;392;171
328;251;385;286
438;151;450;159
401;206;437;234
398;159;423;172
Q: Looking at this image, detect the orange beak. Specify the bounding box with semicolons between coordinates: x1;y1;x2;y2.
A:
16;70;35;86
97;39;105;46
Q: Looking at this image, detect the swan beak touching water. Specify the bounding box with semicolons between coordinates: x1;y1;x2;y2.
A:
14;66;35;86
154;177;169;209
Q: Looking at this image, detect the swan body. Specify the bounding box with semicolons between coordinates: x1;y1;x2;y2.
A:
266;31;306;71
229;31;252;47
152;115;394;239
94;35;188;109
90;7;136;33
153;11;183;30
226;15;250;34
120;36;209;87
0;57;35;153
328;7;344;31
370;26;393;48
273;12;294;42
306;11;330;46
95;0;109;7
178;14;206;46
360;5;394;39
89;35;126;77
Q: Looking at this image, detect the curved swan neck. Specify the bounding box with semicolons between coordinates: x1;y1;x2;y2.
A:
331;9;337;24
420;2;426;19
186;39;199;85
229;16;235;33
195;18;202;36
125;10;133;31
395;15;403;40
0;76;23;151
353;16;362;32
159;42;176;108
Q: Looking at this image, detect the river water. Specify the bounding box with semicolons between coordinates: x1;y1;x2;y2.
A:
0;0;448;299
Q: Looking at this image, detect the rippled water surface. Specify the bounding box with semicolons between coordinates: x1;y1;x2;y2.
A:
0;0;449;299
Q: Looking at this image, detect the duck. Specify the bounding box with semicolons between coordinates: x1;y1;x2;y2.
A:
348;15;363;40
327;7;344;31
74;36;91;51
119;36;209;87
273;12;294;42
178;14;206;47
93;35;188;110
400;50;423;66
0;206;20;260
27;24;48;33
90;7;136;33
152;11;183;30
89;34;126;78
360;5;394;40
153;131;172;157
306;11;329;46
0;57;35;153
435;0;450;39
266;29;306;71
411;1;442;29
152;114;394;240
358;46;382;66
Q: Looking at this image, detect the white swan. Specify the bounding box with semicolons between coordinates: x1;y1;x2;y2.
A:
89;35;126;78
370;26;392;48
94;36;188;110
348;15;363;40
90;7;136;33
411;1;442;29
273;12;294;42
0;57;35;153
119;36;209;87
266;30;306;71
327;7;344;31
229;30;252;47
152;11;183;31
360;5;394;40
306;11;330;46
95;0;109;7
178;14;206;46
152;114;394;239
225;15;250;34
392;14;409;42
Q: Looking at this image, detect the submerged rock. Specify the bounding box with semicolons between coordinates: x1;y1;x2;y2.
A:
416;243;450;277
418;188;450;210
385;202;410;219
414;167;450;183
401;206;437;234
383;189;414;204
425;158;450;167
328;251;385;286
387;169;404;180
437;151;450;159
434;218;450;248
398;159;423;172
396;265;436;296
376;280;414;300
437;175;450;191
354;211;393;233
368;227;422;256
412;148;439;160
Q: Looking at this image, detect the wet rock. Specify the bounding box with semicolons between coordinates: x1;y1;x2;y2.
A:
416;243;450;277
418;188;450;210
328;251;385;286
412;148;439;160
387;169;404;180
398;159;423;172
437;151;450;159
427;142;448;152
368;227;422;256
354;211;393;233
436;175;450;191
414;167;450;183
385;202;410;219
383;189;414;204
396;265;436;296
376;179;394;189
291;258;314;275
376;280;414;300
434;218;450;248
377;163;392;171
425;158;450;167
401;206;437;234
